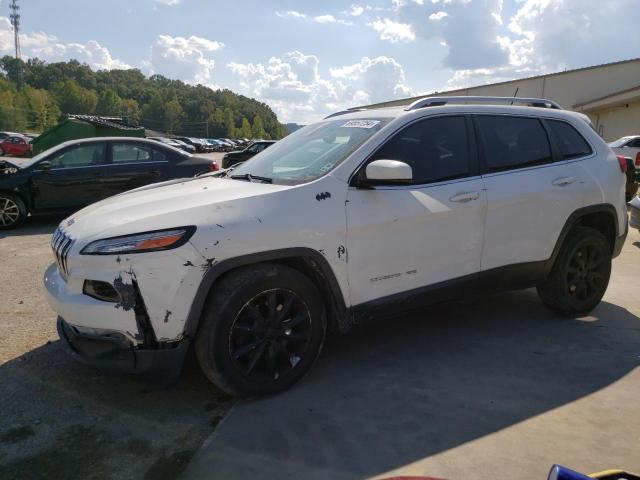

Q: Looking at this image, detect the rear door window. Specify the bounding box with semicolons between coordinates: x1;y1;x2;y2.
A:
546;120;592;159
369;116;471;185
111;143;166;163
476;115;552;172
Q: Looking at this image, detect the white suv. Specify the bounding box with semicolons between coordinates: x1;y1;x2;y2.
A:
44;96;628;396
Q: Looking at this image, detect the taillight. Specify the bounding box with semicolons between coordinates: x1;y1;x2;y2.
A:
616;155;628;173
208;161;219;172
636;152;640;166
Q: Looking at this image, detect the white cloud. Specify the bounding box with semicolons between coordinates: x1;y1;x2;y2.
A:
154;0;182;5
313;14;353;26
349;5;365;16
369;18;415;43
428;11;448;20
276;10;307;19
148;34;224;85
227;51;413;123
393;0;508;69
0;16;129;70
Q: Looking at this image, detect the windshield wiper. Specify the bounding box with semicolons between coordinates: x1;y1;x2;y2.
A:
230;173;273;183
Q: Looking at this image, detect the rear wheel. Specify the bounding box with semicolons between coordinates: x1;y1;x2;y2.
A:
537;226;611;316
195;263;326;396
0;193;27;230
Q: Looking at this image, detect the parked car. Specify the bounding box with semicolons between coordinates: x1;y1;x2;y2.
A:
629;195;640;232
0;135;33;157
44;96;627;397
171;138;196;154
221;140;276;168
619;156;638;201
174;137;203;153
0;131;21;141
0;137;217;229
149;136;195;154
609;135;640;172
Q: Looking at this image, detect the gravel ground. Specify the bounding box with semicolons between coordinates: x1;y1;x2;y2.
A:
0;217;232;479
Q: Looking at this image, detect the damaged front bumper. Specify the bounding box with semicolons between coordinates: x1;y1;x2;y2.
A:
56;317;189;380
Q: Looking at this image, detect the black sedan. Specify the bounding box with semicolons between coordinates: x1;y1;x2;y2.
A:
0;137;218;229
222;140;276;169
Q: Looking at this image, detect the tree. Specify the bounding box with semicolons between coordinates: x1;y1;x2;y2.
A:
0;58;290;137
251;115;267;139
96;89;122;116
120;99;140;125
21;86;61;130
224;108;236;138
239;117;252;138
164;99;184;133
53;79;98;115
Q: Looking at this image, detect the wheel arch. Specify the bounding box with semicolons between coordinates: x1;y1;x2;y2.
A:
184;248;350;340
0;188;29;213
547;203;621;271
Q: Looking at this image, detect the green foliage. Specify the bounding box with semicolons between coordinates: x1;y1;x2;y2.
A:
52;79;98;115
0;56;288;138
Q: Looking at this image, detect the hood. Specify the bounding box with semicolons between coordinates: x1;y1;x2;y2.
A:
62;176;289;241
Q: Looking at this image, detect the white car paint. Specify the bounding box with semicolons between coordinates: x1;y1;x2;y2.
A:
44;103;627;356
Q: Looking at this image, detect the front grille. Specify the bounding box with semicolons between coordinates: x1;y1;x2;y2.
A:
52;227;75;278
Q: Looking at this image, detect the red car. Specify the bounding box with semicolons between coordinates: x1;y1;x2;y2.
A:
0;135;33;157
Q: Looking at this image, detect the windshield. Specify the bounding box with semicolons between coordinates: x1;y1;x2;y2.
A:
230;118;388;184
609;137;632;147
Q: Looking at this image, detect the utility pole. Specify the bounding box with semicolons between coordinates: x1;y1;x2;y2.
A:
9;0;21;60
9;0;22;88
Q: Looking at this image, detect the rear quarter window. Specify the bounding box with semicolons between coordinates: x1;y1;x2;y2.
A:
547;120;592;160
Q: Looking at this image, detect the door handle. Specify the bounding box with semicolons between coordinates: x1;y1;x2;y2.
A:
552;176;576;187
449;191;480;203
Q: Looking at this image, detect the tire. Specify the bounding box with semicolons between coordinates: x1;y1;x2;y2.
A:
0;192;27;230
537;226;611;317
195;263;327;397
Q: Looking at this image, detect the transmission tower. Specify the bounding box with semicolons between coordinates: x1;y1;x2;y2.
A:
9;0;21;60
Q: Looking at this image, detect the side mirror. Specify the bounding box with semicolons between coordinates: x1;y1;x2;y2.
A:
37;160;52;171
365;159;412;184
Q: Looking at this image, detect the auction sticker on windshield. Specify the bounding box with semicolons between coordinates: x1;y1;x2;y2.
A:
341;120;381;129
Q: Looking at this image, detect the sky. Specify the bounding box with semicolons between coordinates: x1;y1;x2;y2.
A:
0;0;638;124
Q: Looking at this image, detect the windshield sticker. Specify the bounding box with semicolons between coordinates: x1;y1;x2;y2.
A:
341;120;380;129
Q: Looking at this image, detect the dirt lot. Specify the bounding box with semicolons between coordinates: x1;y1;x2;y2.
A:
0;217;232;480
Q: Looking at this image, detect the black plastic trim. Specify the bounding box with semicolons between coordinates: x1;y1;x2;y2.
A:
57;317;188;383
184;248;349;338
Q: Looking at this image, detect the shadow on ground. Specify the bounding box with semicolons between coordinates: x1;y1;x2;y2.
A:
0;215;61;239
185;289;640;479
0;343;232;480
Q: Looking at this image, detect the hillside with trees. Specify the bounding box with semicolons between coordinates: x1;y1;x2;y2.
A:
0;56;289;139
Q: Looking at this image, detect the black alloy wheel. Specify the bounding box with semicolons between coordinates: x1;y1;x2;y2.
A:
229;289;313;382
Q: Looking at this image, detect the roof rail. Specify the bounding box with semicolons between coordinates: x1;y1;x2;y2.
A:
405;96;563;111
323;108;367;120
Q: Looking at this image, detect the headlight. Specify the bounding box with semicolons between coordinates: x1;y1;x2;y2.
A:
80;227;196;255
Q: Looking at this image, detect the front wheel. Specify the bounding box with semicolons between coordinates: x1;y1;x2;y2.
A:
0;193;27;229
537;226;611;317
195;264;326;396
